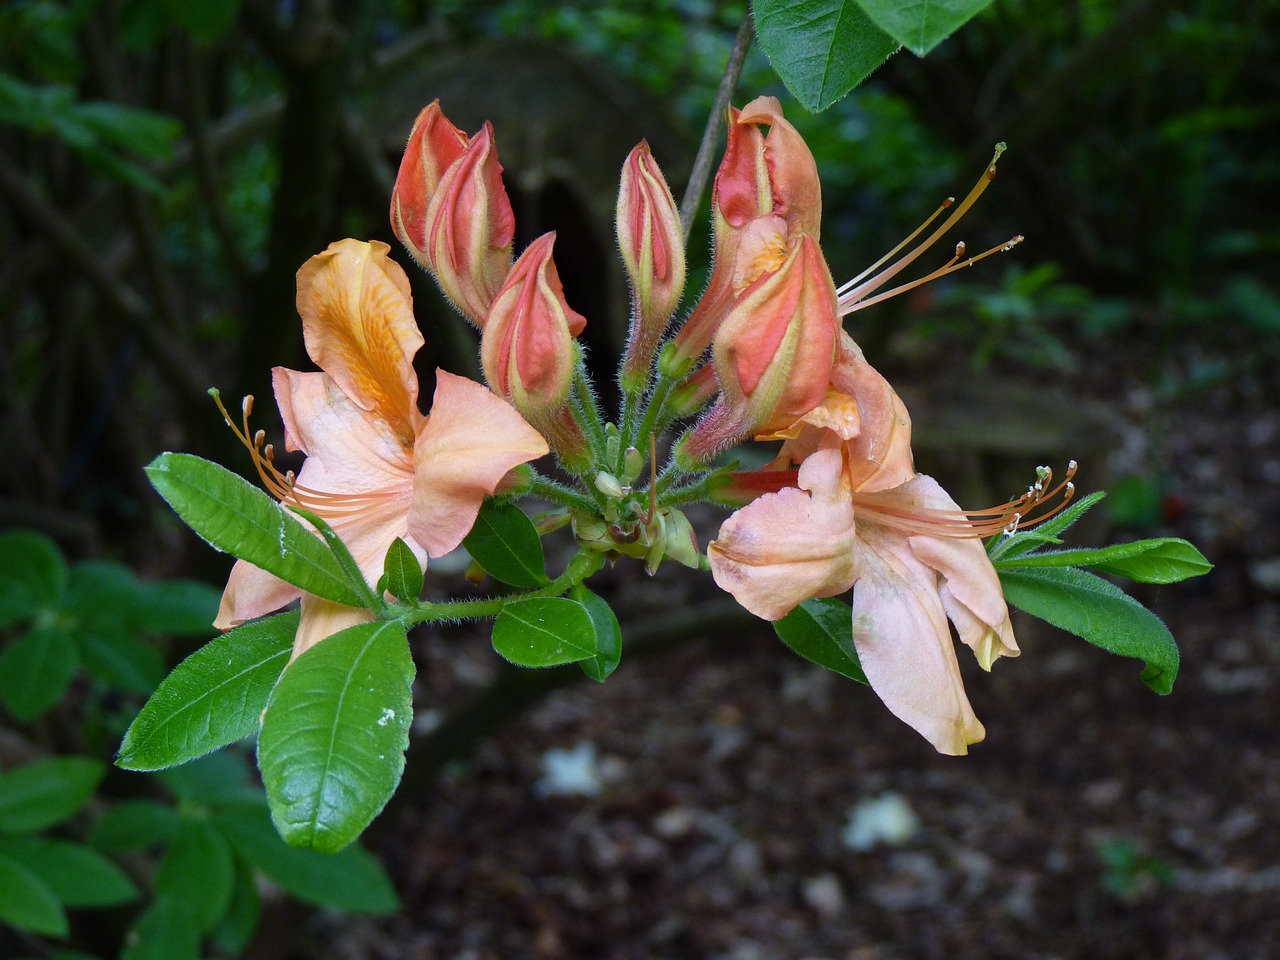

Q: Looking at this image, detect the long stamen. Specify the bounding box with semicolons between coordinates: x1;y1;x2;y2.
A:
210;389;384;516
837;144;1012;316
852;460;1077;539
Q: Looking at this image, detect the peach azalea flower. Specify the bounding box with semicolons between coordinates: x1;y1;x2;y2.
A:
216;239;547;658
706;334;1073;756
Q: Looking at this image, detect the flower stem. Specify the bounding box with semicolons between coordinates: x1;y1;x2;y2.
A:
526;471;598;514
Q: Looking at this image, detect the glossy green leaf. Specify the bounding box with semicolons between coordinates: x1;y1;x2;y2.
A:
754;0;900;111
572;587;622;682
994;537;1212;584
0;529;66;627
0;757;104;833
999;566;1180;694
380;538;423;603
856;0;998;56
774;597;869;684
988;491;1105;561
257;621;413;853
144;453;365;607
463;499;550;587
492;597;597;668
0;852;66;936
90;800;181;852
117;611;297;771
155;820;235;932
0;835;138;907
211;803;397;913
120;895;200;960
0;627;79;720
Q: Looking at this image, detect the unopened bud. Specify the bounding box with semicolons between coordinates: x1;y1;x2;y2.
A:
617;141;686;391
421;123;516;325
481;232;586;420
621;446;644;484
390;101;469;269
594;471;626;500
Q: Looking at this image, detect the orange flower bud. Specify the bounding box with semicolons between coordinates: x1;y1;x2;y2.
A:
668;96;823;374
617;141;686;390
713;233;837;436
390;101;469;269
420;122;516;326
481;233;586;420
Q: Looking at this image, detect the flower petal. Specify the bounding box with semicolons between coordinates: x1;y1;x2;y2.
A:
295;239;424;446
410;370;549;557
214;559;300;631
851;524;985;755
709;448;857;620
291;595;373;662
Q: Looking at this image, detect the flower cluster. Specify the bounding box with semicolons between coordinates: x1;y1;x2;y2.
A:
221;95;1066;756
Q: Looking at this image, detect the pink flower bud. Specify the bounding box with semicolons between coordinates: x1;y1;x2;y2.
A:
390;101;469;269
617;141;686;389
481;232;586;420
420;122;517;326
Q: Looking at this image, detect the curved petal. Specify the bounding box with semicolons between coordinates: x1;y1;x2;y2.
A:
830;333;914;492
274;368;414;494
295;239;424;446
737;95;822;238
409;370;548;557
709;448;857;620
851;524;985;755
214;558;301;631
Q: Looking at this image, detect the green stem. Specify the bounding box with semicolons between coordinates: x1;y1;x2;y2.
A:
631;372;678;458
526;472;598;514
571;361;607;466
617;389;641;473
403;549;605;626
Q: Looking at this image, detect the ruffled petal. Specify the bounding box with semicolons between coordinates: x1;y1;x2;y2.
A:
851;524;986;756
409;370;548;557
708;447;857;620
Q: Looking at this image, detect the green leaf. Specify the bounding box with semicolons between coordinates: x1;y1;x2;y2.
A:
210;856;261;955
571;587;622;683
855;0;997;56
463;499;550;587
117;612;297;771
257;621;413;852
379;538;423;603
144;453;366;607
157;751;262;806
72;101;179;160
774;597;869;684
90;800;181;852
211;803;397;913
0;757;104;833
120;895;200;960
155;820;235;932
994;537;1213;584
754;0;900;112
0;851;66;936
999;566;1180;694
0;529;66;627
492;597;597;668
0;835;138;907
988;491;1105;561
0;627;79;720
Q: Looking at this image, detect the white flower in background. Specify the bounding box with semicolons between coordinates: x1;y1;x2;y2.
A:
841;791;921;851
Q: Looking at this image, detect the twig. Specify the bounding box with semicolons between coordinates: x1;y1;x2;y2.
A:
678;11;755;240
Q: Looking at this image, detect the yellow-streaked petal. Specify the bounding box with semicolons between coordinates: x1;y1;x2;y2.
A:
295;239;424;446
